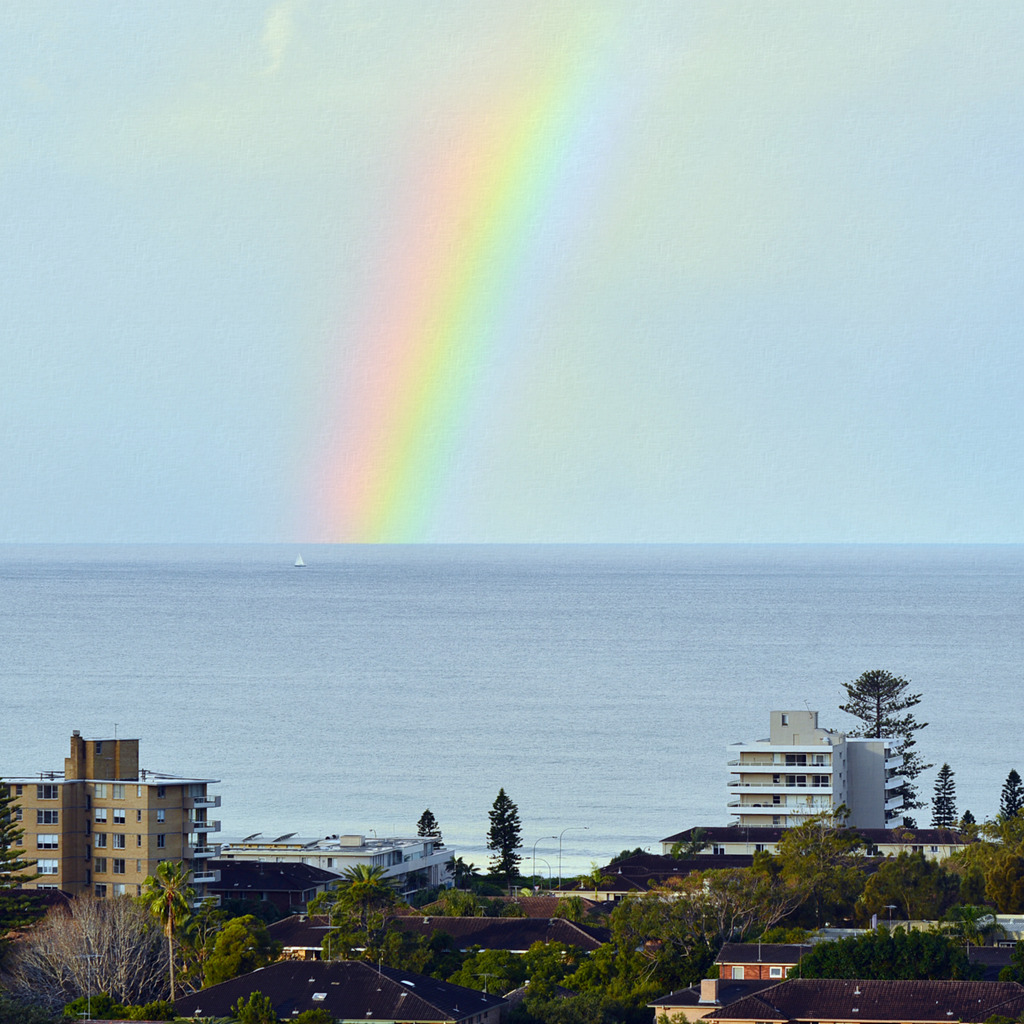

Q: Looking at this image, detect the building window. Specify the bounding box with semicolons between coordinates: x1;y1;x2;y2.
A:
770;967;784;978
94;884;107;898
780;714;789;725
95;809;108;823
112;784;125;800
136;860;142;873
95;833;107;848
113;883;127;896
156;786;166;799
137;786;143;798
14;785;22;796
95;858;107;873
772;794;782;805
113;809;126;825
37;835;59;849
137;834;142;847
36;810;59;825
37;784;58;800
95;741;103;754
732;966;745;979
94;784;108;799
157;834;165;848
136;809;142;822
773;815;782;825
113;859;125;874
156;810;165;823
113;834;126;850
14;808;21;821
37;859;58;875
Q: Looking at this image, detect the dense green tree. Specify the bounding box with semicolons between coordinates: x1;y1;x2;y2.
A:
0;995;60;1024
773;809;866;926
203;915;280;987
1001;771;1024;820
309;864;402;953
860;851;961;923
997;939;1024;982
486;788;523;882
292;1010;335;1024
932;764;958;828
447;947;526;994
794;926;980;980
0;779;40;937
233;990;278;1024
417;809;441;840
840;670;931;821
140;860;194;1001
985;855;1024;913
941;904;1005;948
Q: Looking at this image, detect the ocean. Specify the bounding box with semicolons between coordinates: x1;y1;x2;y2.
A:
1;544;1021;877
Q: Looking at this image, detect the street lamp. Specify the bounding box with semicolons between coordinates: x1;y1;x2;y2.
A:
536;858;552;888
532;836;556;887
558;826;589;891
885;904;897;929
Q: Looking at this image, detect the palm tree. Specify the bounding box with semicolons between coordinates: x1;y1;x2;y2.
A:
452;856;481;889
141;860;194;1000
310;864;401;945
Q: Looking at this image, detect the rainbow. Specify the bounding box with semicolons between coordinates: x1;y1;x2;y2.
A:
315;49;618;543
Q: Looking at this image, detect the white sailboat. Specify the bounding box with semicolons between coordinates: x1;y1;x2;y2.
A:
294;554;305;567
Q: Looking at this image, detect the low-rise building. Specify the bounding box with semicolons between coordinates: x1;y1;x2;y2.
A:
715;942;813;980
650;978;779;1024
660;825;967;861
220;831;452;894
8;731;220;902
207;860;338;915
173;959;507;1023
701;978;1024;1024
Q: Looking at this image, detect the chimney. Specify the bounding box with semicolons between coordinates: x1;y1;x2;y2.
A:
700;978;720;1004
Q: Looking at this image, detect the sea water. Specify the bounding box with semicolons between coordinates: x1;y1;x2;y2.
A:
0;544;1021;876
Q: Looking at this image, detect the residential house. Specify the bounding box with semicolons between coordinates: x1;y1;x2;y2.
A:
206;860;339;915
650;978;780;1024
701;978;1024;1024
173;959;507;1023
715;943;814;980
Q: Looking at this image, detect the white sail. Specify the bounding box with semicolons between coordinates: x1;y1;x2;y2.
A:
294;554;305;567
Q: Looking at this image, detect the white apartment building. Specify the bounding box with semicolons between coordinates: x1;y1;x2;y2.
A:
219;832;453;895
727;710;904;829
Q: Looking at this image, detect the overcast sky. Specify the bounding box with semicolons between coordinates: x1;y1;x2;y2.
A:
4;2;1023;543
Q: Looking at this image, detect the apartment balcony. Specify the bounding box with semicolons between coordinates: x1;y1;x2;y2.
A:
886;756;904;772
188;843;222;859
191;894;221;909
191;869;221;885
884;774;905;790
184;794;221;810
189;819;221;833
885;795;904;812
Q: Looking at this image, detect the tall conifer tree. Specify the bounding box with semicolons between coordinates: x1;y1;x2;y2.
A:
0;779;40;937
1001;770;1024;820
417;808;441;840
840;669;931;825
486;788;522;882
931;763;957;828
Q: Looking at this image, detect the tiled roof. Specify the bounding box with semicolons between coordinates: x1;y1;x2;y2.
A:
268;914;610;953
173;959;506;1022
208;860;338;893
660;826;969;847
650;980;779;1008
716;943;814;965
703;978;1024;1023
489;895;601;918
393;915;609;952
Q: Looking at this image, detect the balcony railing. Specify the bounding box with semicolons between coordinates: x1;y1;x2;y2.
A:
191;894;221;908
185;794;222;810
188;844;222;859
191;869;221;885
189;819;221;833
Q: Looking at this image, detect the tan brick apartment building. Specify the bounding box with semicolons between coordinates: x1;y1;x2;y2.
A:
9;731;220;901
